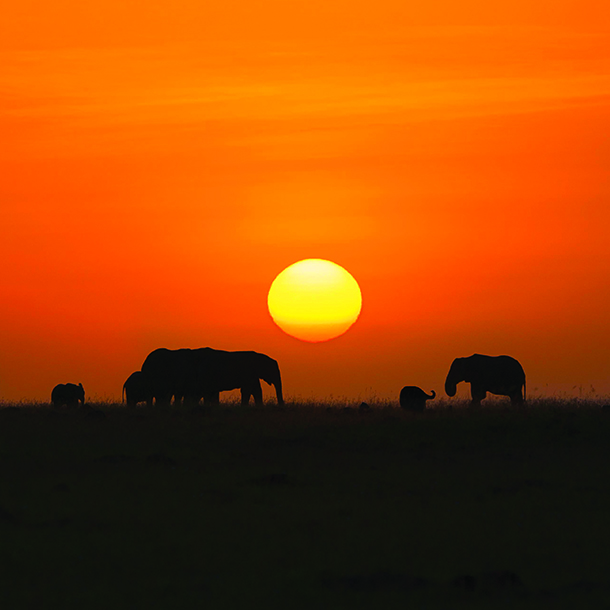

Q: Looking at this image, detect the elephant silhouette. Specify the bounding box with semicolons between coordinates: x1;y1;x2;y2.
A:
51;382;85;408
445;354;526;406
122;371;154;407
141;347;283;407
399;386;436;411
139;348;218;407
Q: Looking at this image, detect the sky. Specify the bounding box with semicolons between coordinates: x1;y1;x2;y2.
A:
1;0;609;402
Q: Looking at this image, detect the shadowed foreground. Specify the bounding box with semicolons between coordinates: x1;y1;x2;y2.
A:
1;399;610;609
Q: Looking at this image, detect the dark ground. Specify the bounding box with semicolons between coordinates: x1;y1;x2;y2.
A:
1;398;610;609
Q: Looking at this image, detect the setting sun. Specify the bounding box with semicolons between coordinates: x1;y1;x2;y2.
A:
267;259;362;342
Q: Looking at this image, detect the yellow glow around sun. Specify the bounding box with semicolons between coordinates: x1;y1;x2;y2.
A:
268;259;362;342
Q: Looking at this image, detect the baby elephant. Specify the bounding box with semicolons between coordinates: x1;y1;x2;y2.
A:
399;386;436;412
122;371;153;407
51;382;85;408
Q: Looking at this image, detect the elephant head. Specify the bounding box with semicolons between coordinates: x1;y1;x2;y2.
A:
445;357;468;397
257;354;284;405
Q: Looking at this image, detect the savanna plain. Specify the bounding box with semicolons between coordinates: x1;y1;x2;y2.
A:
1;398;610;609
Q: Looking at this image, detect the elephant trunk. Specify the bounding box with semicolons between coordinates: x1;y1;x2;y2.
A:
264;359;284;405
274;377;284;405
445;359;462;397
428;390;436;400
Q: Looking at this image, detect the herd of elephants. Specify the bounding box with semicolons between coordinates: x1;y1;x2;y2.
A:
49;348;527;411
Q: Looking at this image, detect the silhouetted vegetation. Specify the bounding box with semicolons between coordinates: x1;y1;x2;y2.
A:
0;398;609;608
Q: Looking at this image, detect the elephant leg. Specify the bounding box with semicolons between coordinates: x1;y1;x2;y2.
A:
251;379;263;406
182;393;197;408
240;387;252;406
242;380;263;406
203;391;220;406
470;385;486;407
155;393;171;409
510;391;524;406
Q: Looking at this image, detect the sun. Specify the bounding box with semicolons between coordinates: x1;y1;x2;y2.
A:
268;259;362;342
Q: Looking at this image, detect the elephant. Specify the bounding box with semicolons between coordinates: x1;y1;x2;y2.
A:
141;347;283;407
51;382;85;408
445;354;526;406
399;386;436;411
200;349;284;406
122;371;154;407
140;348;210;407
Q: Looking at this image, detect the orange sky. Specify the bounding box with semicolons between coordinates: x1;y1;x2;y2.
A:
1;1;609;401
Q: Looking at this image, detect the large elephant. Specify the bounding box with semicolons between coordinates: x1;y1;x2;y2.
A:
122;371;154;407
140;348;209;407
200;349;284;406
399;386;436;412
141;347;283;407
445;354;526;406
51;382;85;408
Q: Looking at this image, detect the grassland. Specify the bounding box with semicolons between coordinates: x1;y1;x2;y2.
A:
1;398;610;609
